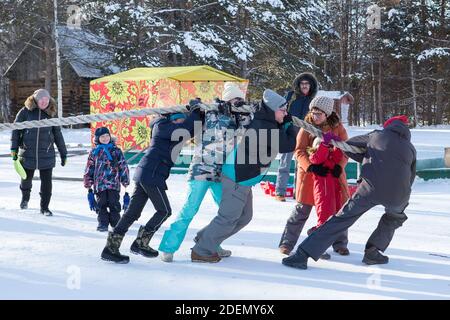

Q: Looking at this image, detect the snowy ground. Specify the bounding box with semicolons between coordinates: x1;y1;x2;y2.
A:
0;127;450;300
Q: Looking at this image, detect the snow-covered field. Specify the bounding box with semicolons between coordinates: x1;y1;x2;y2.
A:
0;127;449;300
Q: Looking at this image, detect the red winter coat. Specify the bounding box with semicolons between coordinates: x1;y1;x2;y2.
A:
309;143;344;228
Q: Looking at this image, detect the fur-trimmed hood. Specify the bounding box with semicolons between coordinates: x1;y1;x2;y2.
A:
24;95;57;117
292;72;318;97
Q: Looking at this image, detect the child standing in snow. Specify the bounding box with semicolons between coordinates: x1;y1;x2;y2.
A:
306;133;346;259
84;127;130;232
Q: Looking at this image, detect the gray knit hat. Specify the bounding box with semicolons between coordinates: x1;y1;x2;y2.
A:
33;89;50;102
263;89;287;112
309;96;334;117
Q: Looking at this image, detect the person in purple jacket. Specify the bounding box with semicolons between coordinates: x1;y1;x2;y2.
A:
84;127;130;232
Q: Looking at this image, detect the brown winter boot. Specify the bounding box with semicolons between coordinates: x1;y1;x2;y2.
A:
191;250;221;263
334;247;350;256
279;245;292;255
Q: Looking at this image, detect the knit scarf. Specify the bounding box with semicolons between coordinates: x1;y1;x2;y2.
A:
93;143;113;161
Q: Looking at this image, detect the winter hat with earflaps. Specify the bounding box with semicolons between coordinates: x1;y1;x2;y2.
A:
262;89;287;112
33;89;50;103
222;82;245;102
309;96;334;117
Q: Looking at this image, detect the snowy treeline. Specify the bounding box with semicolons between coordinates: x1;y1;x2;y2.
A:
0;0;449;125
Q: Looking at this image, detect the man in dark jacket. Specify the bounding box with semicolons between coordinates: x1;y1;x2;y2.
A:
191;89;298;263
101;104;202;264
10;89;67;216
282;115;417;269
275;73;318;201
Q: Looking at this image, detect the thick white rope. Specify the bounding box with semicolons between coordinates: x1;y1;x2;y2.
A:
290;117;365;154
1;103;365;154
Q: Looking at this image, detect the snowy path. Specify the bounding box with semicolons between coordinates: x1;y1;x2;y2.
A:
1;127;450;299
1;163;450;299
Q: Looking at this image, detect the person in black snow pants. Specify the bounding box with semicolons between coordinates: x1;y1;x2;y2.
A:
101;102;202;263
84;127;130;232
282;115;416;269
10;89;67;216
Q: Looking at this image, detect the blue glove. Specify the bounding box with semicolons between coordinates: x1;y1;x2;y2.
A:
87;188;97;211
123;192;130;211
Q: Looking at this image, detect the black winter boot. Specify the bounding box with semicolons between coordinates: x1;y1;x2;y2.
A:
40;208;53;216
130;226;159;258
101;232;130;264
40;192;52;216
20;200;29;210
362;246;389;265
20;188;31;209
282;248;309;269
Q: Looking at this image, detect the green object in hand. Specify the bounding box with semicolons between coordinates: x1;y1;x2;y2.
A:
14;159;27;180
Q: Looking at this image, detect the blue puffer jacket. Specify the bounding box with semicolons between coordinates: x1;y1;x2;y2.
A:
133;111;201;189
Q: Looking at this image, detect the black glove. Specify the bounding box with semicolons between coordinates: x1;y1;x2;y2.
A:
61;155;67;167
331;164;343;178
282;113;293;125
216;100;230;115
232;99;246;109
307;164;328;177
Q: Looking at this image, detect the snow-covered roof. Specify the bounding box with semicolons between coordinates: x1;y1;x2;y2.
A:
4;27;120;79
57;26;120;78
317;90;354;104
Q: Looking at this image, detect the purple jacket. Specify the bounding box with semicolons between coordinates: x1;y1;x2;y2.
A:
84;143;130;193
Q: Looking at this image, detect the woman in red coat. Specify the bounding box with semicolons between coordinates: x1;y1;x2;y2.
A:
279;96;350;257
308;133;344;233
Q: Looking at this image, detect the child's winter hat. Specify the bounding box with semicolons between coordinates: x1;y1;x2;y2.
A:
94;127;110;144
309;96;334;117
222;82;245;102
312;136;323;149
262;89;287;112
383;115;409;128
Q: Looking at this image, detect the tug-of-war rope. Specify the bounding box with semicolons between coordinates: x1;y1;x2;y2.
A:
0;103;365;154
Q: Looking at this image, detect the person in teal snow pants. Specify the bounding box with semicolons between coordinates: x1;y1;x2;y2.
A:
158;83;251;262
159;179;223;261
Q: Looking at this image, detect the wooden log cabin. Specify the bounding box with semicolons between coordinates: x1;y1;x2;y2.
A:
4;27;118;123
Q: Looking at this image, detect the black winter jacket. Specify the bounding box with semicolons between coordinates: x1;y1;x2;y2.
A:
11;96;67;170
345;120;417;207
